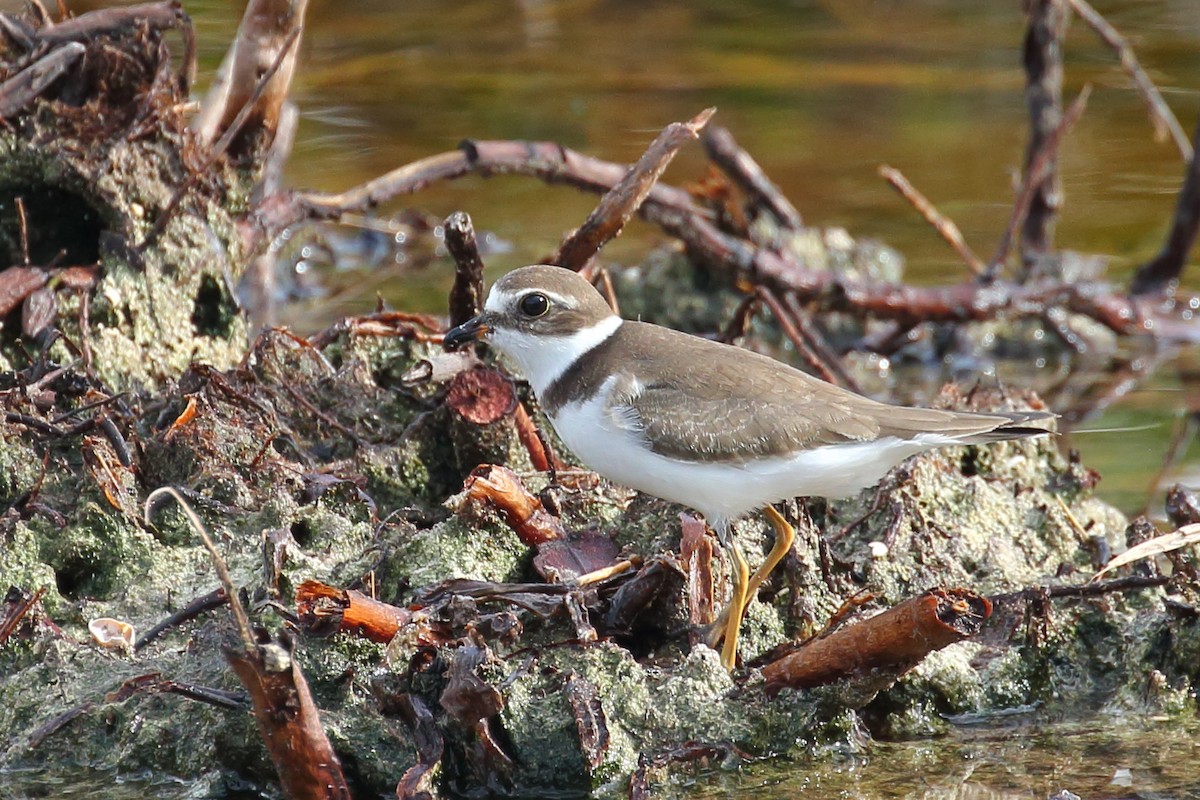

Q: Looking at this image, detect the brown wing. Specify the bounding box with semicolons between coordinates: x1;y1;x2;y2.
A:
607;324;883;462
607;322;1054;463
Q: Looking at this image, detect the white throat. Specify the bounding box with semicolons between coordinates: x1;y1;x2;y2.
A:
488;315;622;396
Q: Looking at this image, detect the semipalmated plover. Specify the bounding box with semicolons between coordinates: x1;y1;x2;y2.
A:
444;265;1054;669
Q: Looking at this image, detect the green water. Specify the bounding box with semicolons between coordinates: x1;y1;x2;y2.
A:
676;717;1200;799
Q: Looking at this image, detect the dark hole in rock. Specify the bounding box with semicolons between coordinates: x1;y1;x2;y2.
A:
960;450;979;478
54;558;107;600
290;519;313;547
0;185;104;267
191;273;238;337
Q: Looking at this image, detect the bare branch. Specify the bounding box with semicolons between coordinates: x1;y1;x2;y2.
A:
550;108;714;270
703;124;803;230
1130;115;1200;295
1067;0;1192;162
193;0;308;160
878;164;984;276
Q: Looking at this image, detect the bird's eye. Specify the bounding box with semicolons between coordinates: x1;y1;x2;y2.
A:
519;292;550;318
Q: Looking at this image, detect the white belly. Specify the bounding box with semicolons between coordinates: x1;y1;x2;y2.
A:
549;382;952;527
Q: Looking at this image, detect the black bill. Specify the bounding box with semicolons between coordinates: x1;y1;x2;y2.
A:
443;315;491;350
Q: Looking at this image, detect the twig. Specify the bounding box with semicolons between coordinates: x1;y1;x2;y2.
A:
462;464;566;547
1130;115;1200;295
135;587;228;651
1066;0;1192;161
252;138;713;251
781;292;862;393
987;85;1091;279
224;628;352;800
550;108;715;270
14;196;29;265
36;0;189;47
144;490;351;798
193;0;307;157
281;381;364;446
0;42;85;119
1046;574;1169;598
144;487;254;651
254;132;1195;341
717;293;760;344
878;164;984;276
754;286;855;391
702;124;803;230
657;195;1156;338
588;264;621;315
444;210;486;327
0;586;46;646
295;579;416;643
760;588;991;694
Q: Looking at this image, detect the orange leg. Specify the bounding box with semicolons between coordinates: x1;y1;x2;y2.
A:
741;505;796;618
719;543;749;671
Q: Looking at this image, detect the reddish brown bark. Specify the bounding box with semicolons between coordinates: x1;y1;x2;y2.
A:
225;629;351;800
550;108;714;270
463;464;566;546
761;588;991;694
296;580;413;644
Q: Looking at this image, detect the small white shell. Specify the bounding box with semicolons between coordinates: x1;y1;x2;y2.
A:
867;541;889;559
88;617;136;651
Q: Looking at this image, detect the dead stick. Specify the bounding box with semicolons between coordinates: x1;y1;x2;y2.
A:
0;42;84;119
253;139;713;249
703;124;803;230
550;107;715;270
760;588;991;694
781;292;861;393
717;293;760;344
0;586;46;646
987;85;1091;279
146;491;350;799
754;286;848;389
513;400;560;473
135;587;228;651
14;196;29;265
1018;0;1069;262
254;133;1182;340
1066;0;1192;162
140;27;301;250
295;579;414;643
36;0;186;45
463;464;566;546
444;211;486;327
193;0;306;154
878;164;984;276
661;202;1150;337
1130;115;1200;295
225;630;352;800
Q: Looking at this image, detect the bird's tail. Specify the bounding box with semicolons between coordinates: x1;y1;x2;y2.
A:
952;409;1057;445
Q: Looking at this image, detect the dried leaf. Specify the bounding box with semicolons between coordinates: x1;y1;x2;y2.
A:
1093;523;1200;580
